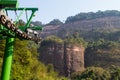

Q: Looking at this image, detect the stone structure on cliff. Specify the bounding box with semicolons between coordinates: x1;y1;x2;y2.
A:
38;36;85;76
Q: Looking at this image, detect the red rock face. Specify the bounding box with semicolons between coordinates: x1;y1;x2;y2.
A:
64;44;85;76
38;42;85;76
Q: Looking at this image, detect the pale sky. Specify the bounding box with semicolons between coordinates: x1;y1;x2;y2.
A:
18;0;120;24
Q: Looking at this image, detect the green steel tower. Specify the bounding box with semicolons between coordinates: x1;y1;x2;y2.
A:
0;0;42;80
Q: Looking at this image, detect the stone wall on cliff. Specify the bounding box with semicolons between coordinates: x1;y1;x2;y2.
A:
38;37;85;76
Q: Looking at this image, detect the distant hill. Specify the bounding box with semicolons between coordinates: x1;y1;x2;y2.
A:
37;10;120;78
65;10;120;23
40;10;120;42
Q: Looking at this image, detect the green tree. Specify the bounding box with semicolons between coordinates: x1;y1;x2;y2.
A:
110;66;120;80
71;67;111;80
47;19;63;25
65;10;120;23
0;39;67;80
64;37;87;47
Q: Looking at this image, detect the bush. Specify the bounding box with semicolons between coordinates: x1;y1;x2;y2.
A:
71;67;111;80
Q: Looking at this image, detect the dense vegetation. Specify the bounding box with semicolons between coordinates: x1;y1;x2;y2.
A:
47;19;63;25
85;39;120;68
41;35;87;47
71;66;120;80
64;37;87;47
0;39;67;80
65;10;120;23
42;35;64;44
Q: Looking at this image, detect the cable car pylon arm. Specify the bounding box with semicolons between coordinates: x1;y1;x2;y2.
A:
0;8;42;44
0;0;43;80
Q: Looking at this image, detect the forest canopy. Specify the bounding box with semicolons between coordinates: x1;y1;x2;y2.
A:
65;10;120;23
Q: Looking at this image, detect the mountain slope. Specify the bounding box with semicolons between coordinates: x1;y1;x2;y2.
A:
39;10;120;42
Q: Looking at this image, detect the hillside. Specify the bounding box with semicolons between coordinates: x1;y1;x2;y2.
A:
1;10;120;79
41;10;120;42
38;10;120;79
85;40;120;68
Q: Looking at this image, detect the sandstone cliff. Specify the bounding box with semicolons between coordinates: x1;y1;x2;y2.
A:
64;44;85;77
38;36;85;76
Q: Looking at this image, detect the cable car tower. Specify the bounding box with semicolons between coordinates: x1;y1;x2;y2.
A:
0;0;42;80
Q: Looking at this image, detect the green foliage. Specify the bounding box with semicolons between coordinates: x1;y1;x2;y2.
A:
85;40;120;68
87;39;120;50
0;40;5;77
0;38;67;80
64;37;87;47
71;66;120;80
42;35;87;48
65;10;120;23
41;36;64;46
71;67;111;80
47;19;63;25
110;66;120;80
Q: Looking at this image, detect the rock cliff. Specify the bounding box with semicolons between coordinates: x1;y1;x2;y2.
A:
38;37;85;76
64;44;85;77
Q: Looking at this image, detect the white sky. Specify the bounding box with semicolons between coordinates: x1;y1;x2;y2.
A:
18;0;120;24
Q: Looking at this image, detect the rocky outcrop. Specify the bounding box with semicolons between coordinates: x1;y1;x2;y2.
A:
39;42;65;75
64;44;85;77
85;43;120;68
38;39;85;76
41;16;120;39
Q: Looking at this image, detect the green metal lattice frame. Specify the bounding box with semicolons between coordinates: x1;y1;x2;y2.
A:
0;0;17;8
0;7;42;80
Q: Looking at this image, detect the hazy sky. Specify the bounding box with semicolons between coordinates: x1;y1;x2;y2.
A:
18;0;120;24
